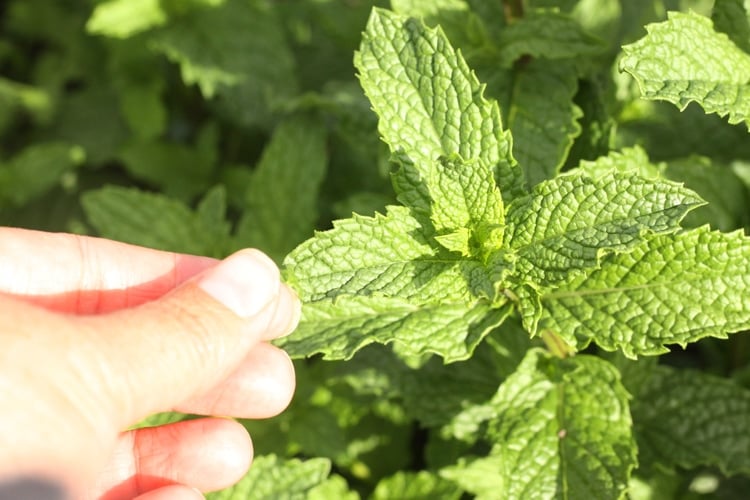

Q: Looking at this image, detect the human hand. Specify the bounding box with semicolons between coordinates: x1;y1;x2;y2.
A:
0;228;300;499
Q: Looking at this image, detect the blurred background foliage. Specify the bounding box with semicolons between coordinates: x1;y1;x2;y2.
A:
3;0;750;498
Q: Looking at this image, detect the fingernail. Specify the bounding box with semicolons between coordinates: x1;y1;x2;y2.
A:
197;249;281;318
191;487;206;499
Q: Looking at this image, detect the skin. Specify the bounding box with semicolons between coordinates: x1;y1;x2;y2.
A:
0;227;300;499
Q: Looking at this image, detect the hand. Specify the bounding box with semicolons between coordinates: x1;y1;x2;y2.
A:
0;228;300;499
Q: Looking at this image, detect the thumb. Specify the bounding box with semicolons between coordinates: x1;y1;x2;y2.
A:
76;248;300;427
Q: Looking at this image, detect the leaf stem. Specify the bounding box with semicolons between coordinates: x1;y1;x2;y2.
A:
541;329;576;358
504;0;524;22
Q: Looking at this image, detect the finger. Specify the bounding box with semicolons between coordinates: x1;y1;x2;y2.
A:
69;248;300;427
0;227;217;313
176;342;295;418
92;419;250;499
134;485;205;500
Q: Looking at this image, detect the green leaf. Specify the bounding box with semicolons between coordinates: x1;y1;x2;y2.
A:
117;139;215;200
632;365;750;475
0;142;84;207
81;186;230;256
285;206;496;303
712;0;750;53
234;115;327;263
439;455;505;500
620;11;750;129
371;471;462;500
505;172;704;287
354;8;522;205
128;411;189;430
278;294;511;363
496;11;605;66
86;0;167;38
307;475;359;500
578;146;663;180
665;156;750;231
206;454;331;500
149;0;296;126
507;60;582;187
446;349;636;499
539;226;750;357
390;0;487;51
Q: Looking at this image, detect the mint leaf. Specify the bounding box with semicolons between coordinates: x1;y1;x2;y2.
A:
578;146;663;179
81;186;230;256
505;172;703;287
307;475;359;500
149;0;296;126
0;142;84;207
86;0;166;38
632;365;750;475
665;156;750;231
206;454;331;500
507;60;582;187
285;206;499;303
445;349;636;499
278;295;511;363
390;0;486;51
540;226;750;356
620;11;750;129
234;115;328;263
371;471;462;500
354;8;522;204
439;455;504;500
496;11;605;66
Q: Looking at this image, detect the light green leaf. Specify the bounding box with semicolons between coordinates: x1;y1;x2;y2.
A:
206;454;331;500
439;455;505;500
632;365;750;475
86;0;166;38
712;0;750;53
620;11;750;129
447;349;636;499
81;186;230;256
371;471;462;500
390;0;487;51
0;142;84;207
496;11;605;66
307;475;359;500
149;0;296;126
507;60;582;187
129;412;189;430
354;8;522;205
234;115;328;263
285;206;494;303
578;146;663;179
505;172;703;287
539;226;750;357
278;295;511;363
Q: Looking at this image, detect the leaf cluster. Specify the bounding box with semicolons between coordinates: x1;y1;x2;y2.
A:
5;0;750;498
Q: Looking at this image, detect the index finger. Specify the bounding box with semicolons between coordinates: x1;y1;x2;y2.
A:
0;227;218;313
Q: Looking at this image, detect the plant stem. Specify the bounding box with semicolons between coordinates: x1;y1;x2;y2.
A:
541;330;576;358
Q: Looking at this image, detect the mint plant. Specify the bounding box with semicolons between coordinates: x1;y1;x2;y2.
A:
5;0;750;498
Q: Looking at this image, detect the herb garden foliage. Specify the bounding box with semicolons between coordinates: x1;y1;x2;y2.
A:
5;0;750;498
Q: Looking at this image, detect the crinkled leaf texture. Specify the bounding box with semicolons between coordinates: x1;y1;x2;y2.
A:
281;9;515;362
441;349;636;500
354;7;523;205
371;471;462;500
620;11;750;129
505;171;703;287
539;226;750;357
206;454;332;500
632;364;750;475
